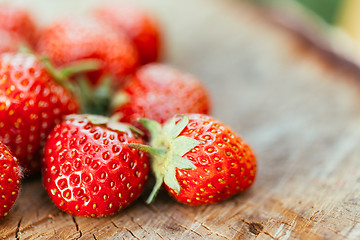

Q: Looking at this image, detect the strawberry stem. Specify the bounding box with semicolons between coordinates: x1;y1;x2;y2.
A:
76;75;114;115
59;59;101;79
41;56;76;92
128;143;166;156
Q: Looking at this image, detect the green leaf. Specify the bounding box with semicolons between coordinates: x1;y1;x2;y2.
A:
128;143;166;156
163;166;181;194
106;121;130;133
171;155;196;169
60;58;101;79
168;115;189;138
163;116;176;136
93;76;113;99
85;114;109;125
138;118;162;137
146;170;164;204
107;121;144;136
65;114;83;120
128;126;144;136
171;136;203;156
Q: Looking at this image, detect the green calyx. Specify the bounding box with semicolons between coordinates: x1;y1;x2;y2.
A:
129;115;203;204
41;57;101;92
41;56;114;116
76;75;114;116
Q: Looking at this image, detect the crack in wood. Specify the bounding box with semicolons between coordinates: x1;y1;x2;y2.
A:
249;222;264;235
226;203;253;220
92;234;97;240
71;216;82;239
156;232;165;240
230;226;242;234
199;222;231;239
345;223;358;237
269;219;292;227
346;217;360;224
130;216;150;234
326;226;349;238
124;227;141;240
3;211;65;238
237;216;265;237
144;204;206;238
110;220;120;229
15;217;22;240
262;231;278;240
308;210;321;222
174;223;205;238
143;204;188;232
344;201;360;207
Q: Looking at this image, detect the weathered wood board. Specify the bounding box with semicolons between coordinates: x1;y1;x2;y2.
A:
1;0;360;239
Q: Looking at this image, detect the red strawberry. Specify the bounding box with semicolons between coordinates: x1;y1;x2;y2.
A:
0;53;79;174
131;114;257;205
112;63;211;130
94;3;162;64
42;114;150;217
0;140;20;218
0;29;26;54
0;4;37;45
36;17;139;86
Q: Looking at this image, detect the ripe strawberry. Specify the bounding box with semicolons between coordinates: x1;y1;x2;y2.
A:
42;114;150;217
112;63;211;130
0;53;79;174
36;17;139;86
0;140;20;218
131;114;257;205
94;3;162;64
0;4;37;45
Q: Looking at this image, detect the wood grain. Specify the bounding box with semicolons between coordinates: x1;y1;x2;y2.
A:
1;0;360;239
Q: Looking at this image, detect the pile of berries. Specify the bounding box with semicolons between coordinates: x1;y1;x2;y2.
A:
0;3;257;218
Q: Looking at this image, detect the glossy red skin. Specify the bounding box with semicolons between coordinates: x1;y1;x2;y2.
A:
0;141;20;218
37;17;139;86
165;114;257;205
0;30;25;54
0;53;79;174
42;118;150;217
94;4;162;64
0;5;37;45
113;64;211;130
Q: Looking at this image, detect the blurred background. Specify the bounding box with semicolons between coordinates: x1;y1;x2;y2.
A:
250;0;360;41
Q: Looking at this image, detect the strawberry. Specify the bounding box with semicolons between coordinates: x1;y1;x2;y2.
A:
42;114;150;217
0;53;79;175
94;3;162;64
0;140;20;218
36;17;139;86
112;63;211;130
0;4;37;45
130;114;257;205
0;29;26;54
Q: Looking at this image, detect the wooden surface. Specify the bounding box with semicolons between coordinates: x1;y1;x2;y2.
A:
1;0;360;239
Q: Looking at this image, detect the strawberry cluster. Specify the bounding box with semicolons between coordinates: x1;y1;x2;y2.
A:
0;3;257;218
